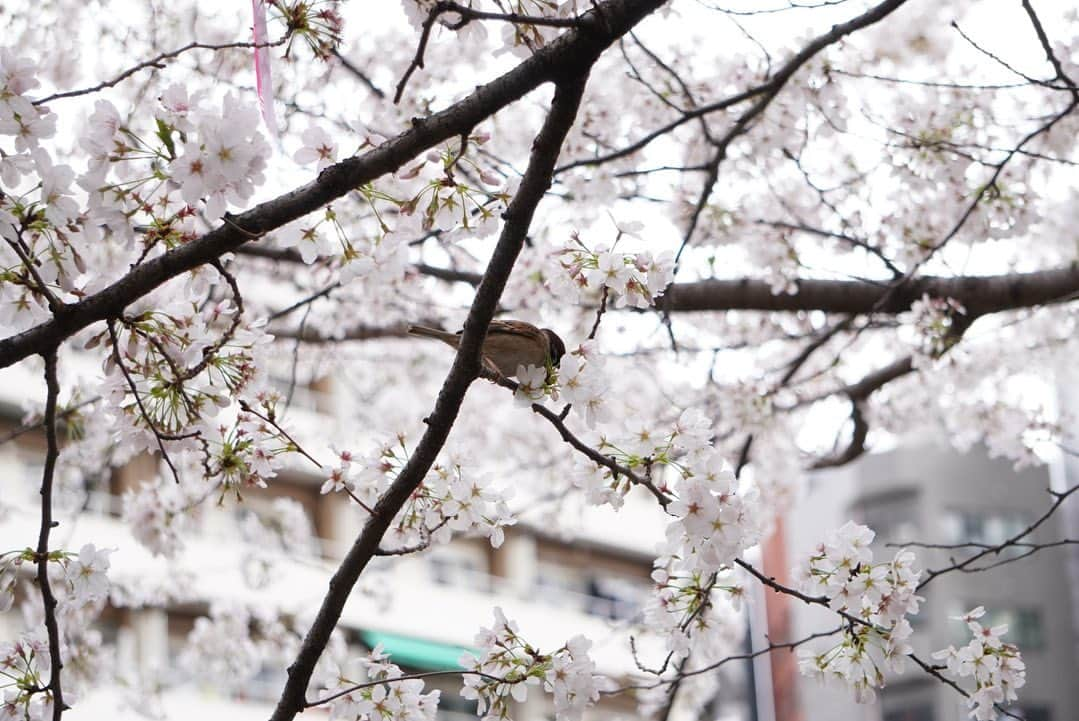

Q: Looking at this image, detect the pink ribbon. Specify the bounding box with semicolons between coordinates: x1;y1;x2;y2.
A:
252;0;279;138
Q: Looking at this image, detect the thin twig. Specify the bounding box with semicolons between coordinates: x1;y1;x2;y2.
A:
394;5;443;103
918;484;1079;589
306;669;504;708
34;39;286;105
530;401;671;507
0;397;99;446
106;321;183;483
37;350;67;720
588;286;610;340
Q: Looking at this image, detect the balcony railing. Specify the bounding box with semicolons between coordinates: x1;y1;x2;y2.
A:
14;490;647;623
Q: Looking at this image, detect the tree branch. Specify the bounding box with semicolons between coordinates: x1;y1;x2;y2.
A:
661;264;1079;316
37;351;67;720
269;72;594;721
917;484;1079;590
557;0;909;174
529;401;671;507
0;0;669;371
34;39;287;105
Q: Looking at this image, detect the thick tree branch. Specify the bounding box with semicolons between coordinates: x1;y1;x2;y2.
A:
661;263;1079;316
809;399;868;469
269;73;594;721
361;261;1079;319
251;254;1079;326
0;0;668;371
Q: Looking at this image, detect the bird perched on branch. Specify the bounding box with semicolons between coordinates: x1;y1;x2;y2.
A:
407;320;566;379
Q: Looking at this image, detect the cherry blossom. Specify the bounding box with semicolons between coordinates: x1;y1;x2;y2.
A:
294;126;339;170
460;608;607;721
795;523;925;703
1;1;1078;719
932;607;1027;720
63;544;111;605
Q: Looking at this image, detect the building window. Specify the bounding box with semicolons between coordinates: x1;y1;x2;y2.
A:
1011;706;1050;721
950;604;1044;651
941;509;1031;552
534;563;648;620
850;488;920;545
428;545;491;591
883;705;934;721
535;562;590;609
585;575;645;621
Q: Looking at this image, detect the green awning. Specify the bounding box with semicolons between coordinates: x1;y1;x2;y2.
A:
361;631;475;671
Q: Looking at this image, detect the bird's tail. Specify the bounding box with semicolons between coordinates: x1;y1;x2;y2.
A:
407;325;457;343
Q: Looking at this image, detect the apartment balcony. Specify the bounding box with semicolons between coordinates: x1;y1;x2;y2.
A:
0;485;659;679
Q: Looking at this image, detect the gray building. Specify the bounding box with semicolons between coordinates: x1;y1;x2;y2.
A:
785;442;1079;721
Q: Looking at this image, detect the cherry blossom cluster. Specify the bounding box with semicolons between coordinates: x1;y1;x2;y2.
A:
270;0;345;59
663;451;762;575
318;644;441;721
641;563;745;667
0;544;111;720
390;452;515;549
903;294;967;362
634;574;744;720
394;134;510;235
0;544;111;613
548;231;674;310
94;297;322;493
569;407;763;582
61;544;113;607
166;93;272;220
460;608;607;721
116;389;307;558
275;204;411;285
97;303;272;439
561;407;759;669
180;601;294;690
932;607;1026;720
2;61;301;493
0;615;109;721
320;439;514;549
794;522;923;703
121;476;195;557
567;405;709;508
552;341;610;426
514;342;611;430
0;51;77;332
77;88;271;232
283;131;508;279
0;49;53;149
0;633;56;721
198;391;304;491
639;455;759;667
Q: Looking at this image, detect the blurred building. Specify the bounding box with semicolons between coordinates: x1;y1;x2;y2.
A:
781;443;1079;721
0;370;758;721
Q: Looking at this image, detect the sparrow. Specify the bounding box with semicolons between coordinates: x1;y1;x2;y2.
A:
407;320;566;379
